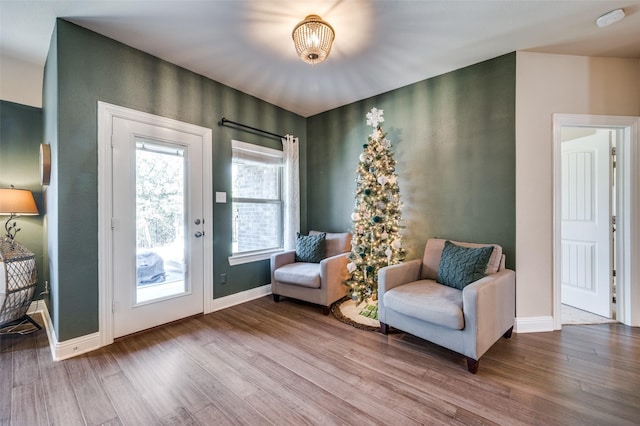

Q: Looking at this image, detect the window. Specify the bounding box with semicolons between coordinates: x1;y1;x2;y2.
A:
230;140;283;264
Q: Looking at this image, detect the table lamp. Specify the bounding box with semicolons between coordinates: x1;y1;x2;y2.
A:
0;187;41;334
0;187;39;240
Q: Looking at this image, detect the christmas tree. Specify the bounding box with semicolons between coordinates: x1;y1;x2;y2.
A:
345;108;406;305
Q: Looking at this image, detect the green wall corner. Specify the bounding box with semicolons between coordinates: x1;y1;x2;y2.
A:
307;54;516;267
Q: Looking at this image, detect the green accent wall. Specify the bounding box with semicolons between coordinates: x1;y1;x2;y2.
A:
43;24;59;332
0;101;45;296
45;20;306;341
25;20;514;342
307;54;516;267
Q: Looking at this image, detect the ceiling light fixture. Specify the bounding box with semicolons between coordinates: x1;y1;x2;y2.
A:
292;14;335;65
596;8;625;28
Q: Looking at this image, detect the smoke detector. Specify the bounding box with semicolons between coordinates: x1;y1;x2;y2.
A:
596;8;625;28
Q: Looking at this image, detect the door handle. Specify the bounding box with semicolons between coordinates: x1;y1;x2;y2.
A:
194;231;204;238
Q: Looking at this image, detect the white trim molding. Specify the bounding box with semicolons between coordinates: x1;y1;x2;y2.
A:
515;316;554;333
228;249;282;266
29;301;102;361
28;283;271;360
211;284;272;312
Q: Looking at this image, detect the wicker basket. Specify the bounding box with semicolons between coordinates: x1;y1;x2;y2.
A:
0;237;40;334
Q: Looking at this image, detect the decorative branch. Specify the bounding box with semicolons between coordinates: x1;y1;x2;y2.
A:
4;214;19;240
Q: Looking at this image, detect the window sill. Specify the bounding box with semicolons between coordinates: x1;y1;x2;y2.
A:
228;249;283;266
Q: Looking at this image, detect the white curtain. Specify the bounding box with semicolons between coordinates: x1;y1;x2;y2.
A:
282;134;300;251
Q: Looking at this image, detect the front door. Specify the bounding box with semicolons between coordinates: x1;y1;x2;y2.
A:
111;117;206;338
561;129;612;318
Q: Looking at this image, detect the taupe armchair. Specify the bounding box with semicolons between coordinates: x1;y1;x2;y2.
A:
378;238;515;373
270;231;351;314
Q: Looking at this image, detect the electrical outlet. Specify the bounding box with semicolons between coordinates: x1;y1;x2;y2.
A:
41;280;50;296
220;273;227;284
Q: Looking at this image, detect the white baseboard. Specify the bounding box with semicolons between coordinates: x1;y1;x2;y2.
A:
515;316;555;333
26;285;272;361
29;300;102;361
210;284;271;312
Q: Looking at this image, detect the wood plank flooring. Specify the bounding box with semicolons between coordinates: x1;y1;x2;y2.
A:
1;296;639;425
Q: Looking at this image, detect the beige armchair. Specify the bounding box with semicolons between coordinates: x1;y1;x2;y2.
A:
378;238;515;373
270;231;351;314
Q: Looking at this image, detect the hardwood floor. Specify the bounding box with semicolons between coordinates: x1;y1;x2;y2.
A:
1;296;639;425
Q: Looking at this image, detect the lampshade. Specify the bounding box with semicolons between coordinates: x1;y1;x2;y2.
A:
0;188;39;215
292;14;335;65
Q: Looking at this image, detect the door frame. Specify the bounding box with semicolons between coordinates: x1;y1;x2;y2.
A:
97;102;213;346
552;113;640;329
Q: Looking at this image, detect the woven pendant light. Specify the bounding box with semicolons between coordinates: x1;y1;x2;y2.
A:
292;15;335;65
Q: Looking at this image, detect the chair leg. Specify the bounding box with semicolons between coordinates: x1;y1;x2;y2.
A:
503;326;514;339
272;294;280;302
380;322;389;335
466;357;479;374
322;305;331;315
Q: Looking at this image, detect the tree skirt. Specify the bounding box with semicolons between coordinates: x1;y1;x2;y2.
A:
331;298;380;332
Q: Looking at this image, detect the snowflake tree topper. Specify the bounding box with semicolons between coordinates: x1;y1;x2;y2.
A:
366;107;384;128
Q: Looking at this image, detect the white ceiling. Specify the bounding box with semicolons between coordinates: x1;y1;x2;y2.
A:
1;1;639;117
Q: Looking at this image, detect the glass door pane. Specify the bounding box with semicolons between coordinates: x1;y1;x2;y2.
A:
135;140;187;304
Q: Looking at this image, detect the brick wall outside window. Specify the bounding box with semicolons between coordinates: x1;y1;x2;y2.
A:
232;154;282;253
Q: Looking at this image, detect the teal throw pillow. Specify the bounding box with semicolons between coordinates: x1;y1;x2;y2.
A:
295;232;327;263
437;240;494;290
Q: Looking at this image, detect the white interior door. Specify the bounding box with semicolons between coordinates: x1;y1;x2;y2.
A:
111;117;205;338
561;130;612;317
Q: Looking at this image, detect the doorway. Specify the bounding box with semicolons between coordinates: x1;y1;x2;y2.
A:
560;127;615;323
553;114;640;329
98;103;213;345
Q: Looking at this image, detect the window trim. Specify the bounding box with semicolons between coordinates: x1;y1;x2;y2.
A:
228;140;284;265
228;248;284;266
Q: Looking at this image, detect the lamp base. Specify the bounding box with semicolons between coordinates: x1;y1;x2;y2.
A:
3;213;19;240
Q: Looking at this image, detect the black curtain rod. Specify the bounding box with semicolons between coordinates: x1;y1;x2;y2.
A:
219;117;285;140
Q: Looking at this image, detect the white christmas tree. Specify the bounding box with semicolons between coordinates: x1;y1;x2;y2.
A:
345;108;405;305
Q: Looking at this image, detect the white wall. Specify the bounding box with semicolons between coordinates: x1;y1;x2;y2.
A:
0;54;43;107
515;52;640;328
